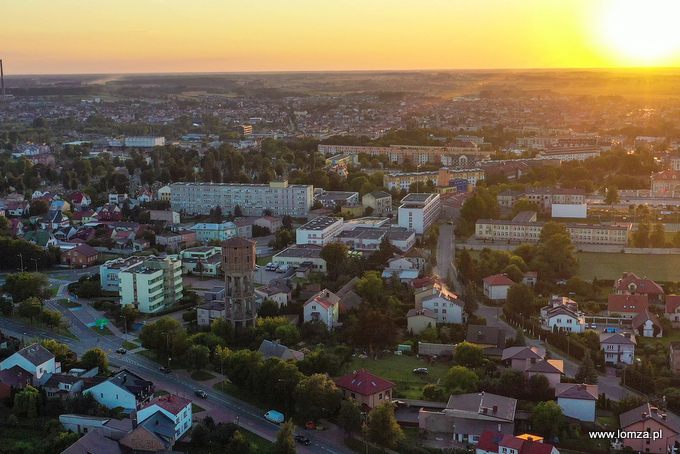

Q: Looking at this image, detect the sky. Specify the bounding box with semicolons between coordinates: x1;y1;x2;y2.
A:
5;0;680;74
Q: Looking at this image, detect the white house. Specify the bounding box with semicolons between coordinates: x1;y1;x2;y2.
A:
555;383;597;423
540;297;586;333
255;283;291;308
85;369;154;412
296;216;343;246
631;310;663;338
482;274;514;301
600;332;636;365
385;257;414;270
420;293;464;324
137;394;193;440
303;289;340;329
0;344;59;385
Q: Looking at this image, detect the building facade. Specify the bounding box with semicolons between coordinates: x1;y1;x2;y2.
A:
398;193;441;234
296;216;343;246
119;256;183;314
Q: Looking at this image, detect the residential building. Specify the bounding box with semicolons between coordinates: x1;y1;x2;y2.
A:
119;412;177;452
362;191;392;215
670;342;680;374
613;272;664;302
99;256;145;292
555;383;597;422
665;295;680;324
631;310;663;338
501;346;546;371
398;193;442;234
335;369;395;411
119;256;183;314
124;136;165;148
600;332;636;365
314;190;359;208
157;185;171;201
482;274;514;300
23;229;58;248
497;190;523;208
318;144;492;167
254;216;282;232
169;180;314;217
85;369;154;412
418;392;517;444
272;244;327;273
303;289;340;329
402;247;430;271
255;283;291;308
67;192;91;208
523;271;538;286
0;344;59;385
519;187;586;211
382;268;419;283
336;226;416;253
619;404;679;453
59;414;132;440
61;244;100;268
607;294;649;318
148;210;180;225
476;431;559;454
525;359;564;388
233;219;253;238
156;232;183;251
137;394;193;440
189;222;237;244
540;297;586;333
436;167;484;191
419;292;464;324
108;193;128;205
406;308;438;334
197;301;226;327
537;146;601;162
61;429;125;454
180;246;222;277
296;216;343;246
258;340;304;361
466;325;506;358
651;170;680;196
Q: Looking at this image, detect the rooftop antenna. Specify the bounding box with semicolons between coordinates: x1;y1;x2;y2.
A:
0;59;4;99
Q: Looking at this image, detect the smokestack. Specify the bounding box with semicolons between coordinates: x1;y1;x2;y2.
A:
0;60;4;99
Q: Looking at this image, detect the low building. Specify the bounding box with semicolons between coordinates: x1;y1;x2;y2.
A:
631;309;663;338
314;191;359;208
254;216;282;232
540;297;586;333
303;289;340;329
600;332;636;365
555;383;597;422
189;222;237;244
0;344;59;385
233;219;253;238
406;308;437;334
619;404;679;453
180;246;222;277
607;294;649;318
466;325;506;358
197;301;226;327
258;340;304;361
148;210;180;225
137;394;193;441
61;429;125;454
255;283;291;308
501;346;546;371
482;274;514;300
61;244;100;268
85;369;154;412
335;369;395;411
59;414;132;440
476;431;559;454
402;248;430;271
296;216;343;246
362;191;392;215
651;170;680;197
273;244;326;273
336;226;416;253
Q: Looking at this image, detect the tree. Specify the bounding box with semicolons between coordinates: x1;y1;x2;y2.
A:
139;316;183;357
270;229;294;250
604;186;619;205
531;401;564;439
40;339;71;363
367;401;404;450
444;366;479;393
527;374;553;402
513;330;526;347
320;242;348;280
454;342;485;369
270;420;297;454
650;223;666;248
226;431;252;454
633;220;650;248
294;374;342;423
355;271;384;304
186;345;211;371
338;399;363;436
512;198;540;218
536;232;578;280
505;283;534;317
499;369;526;399
81;347;109;373
18;297;42;322
28;199;49;216
575;352;598;384
121;304;140;330
3;272;50;302
14;385;40;418
41;308;63;329
501;264;524;283
234;204;243;217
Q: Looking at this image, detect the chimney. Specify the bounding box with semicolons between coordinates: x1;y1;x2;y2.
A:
662;414;668;420
651;406;659;414
492;405;498;413
642;412;649;418
482;407;488;414
131;411;138;429
623;272;628;278
122;373;127;383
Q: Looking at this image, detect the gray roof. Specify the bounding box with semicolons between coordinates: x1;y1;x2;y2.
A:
61;429;125;454
555;383;598;401
258;340;304;361
600;332;637;345
620;403;679;434
299;216;342;231
466;325;506;348
17;344;54;366
274;244;323;259
367;191;391;199
501;346;546;361
256;283;291;297
526;359;563;374
445;392;517;422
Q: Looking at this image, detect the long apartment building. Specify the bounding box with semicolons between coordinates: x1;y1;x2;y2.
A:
170;180;313;217
537;146;601;162
318;144;492;167
475;211;630;246
119;256;183;314
516;137;598;150
498;187;586;211
398;193;441;234
383;168;484;191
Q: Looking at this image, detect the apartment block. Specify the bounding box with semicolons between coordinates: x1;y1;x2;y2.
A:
119;256;183;314
296;216;344;246
318;144;492;167
100;256;146;292
398;193;441;234
170;180;313;217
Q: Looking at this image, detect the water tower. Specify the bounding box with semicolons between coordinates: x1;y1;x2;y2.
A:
221;237;257;327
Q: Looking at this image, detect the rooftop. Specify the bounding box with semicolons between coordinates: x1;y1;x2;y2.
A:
335;369;396;396
299;216;343;231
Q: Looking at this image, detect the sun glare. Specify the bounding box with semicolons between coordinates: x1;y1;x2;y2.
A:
599;0;680;65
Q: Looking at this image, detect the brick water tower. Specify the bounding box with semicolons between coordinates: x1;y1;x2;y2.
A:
221;237;257;327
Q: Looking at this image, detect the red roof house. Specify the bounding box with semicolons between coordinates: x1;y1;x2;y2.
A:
61;244;100;268
614;273;664;300
483;274;514;301
335;369;396;411
607;294;649;318
476;431;558;454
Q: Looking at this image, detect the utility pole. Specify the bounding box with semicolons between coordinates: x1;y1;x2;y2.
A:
31;258;39;273
17;253;24;272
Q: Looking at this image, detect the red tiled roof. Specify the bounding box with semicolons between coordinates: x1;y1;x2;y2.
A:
139;394;191;416
608;294;649;313
483;274;514;286
67;243;100;258
335;369;395;396
651;170;680;181
615;273;664;295
667;295;680;314
477;431;555;454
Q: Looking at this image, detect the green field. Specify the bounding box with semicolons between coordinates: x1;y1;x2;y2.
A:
576;252;680;281
122;340;140;350
191;370;216;381
91;325;113;336
338;354;452;399
192;403;206;413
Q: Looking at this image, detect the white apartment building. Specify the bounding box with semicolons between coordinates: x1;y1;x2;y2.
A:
538;146;601;162
100;256;146;292
189;222;237;244
600;332;636;365
296;216;343;246
119;256;183;314
124;136;165;148
398;193;441;234
170;180;313;217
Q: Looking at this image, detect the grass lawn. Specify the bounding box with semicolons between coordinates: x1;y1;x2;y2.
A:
214;381;270;410
91;325;114;336
241;430;273;452
139;349;163;364
47;286;59;297
191;370;216;381
576;251;680;281
636;328;680;350
154;390;170;397
122;340;140;350
59;300;82;308
257;256;272;266
175;427;272;454
192;403;206;413
338;354;452;400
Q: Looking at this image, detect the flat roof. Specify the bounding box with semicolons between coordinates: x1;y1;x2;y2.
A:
274;244;323;259
299;216;342;231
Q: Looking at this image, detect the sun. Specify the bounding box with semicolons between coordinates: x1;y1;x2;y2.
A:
599;0;680;65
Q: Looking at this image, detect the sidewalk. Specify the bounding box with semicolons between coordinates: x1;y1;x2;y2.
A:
79;299;127;337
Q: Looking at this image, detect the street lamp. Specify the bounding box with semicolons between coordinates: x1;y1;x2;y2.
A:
121;315;128;340
17;253;24;272
31;258;39;273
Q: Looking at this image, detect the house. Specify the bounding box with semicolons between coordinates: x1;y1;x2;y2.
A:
254;216;282;232
614;272;664;302
197;301;226;327
631;309;663;338
6;201;30;217
522;271;538;286
137;394;193;440
466;325;506;358
525;359;564;388
476;431;559;454
407;308;438;334
0;365;34;396
670;342;680;374
336;276;363;312
403;248;430;271
419;392;517;444
0;343;59;385
148;210;180;225
482;274;514;300
303;289;340;329
40;210;71;230
335;369;395;411
540;297;586;333
23;229;58;248
619;404;679;453
179;246;222;277
233;219;253;238
419;292;465;324
600;332;636;365
61;244;100;267
138;190;154;203
85;369;154;412
362;191;392;216
607;294;649;318
42;373;88;399
273;244;327;273
665;295;680;325
386;257;414;270
255;283;291;308
157;185;171;201
258;339;304;361
555;383;597;422
59;414;133;440
50;200;71;213
68;192;91;208
71;210;96;226
501;346;546;371
61;429;125;454
96;204;123;221
381;268;419;283
119;412;176;452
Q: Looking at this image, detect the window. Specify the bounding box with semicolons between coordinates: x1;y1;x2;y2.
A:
379;393;383;400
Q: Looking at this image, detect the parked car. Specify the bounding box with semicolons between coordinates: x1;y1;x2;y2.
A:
115;348;127;354
254;265;260;271
266;262;279;271
413;367;429;375
159;366;171;373
195;389;208;398
276;264;290;273
265;410;284;424
295;435;312;446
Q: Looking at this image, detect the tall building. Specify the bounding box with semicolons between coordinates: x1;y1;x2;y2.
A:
119;256;183;313
398;193;442;234
170;180;313;217
222;237;257;327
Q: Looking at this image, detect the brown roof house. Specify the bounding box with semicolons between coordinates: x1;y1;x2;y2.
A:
607;294;649;318
335;369;395;412
466;325;506;358
619;404;679;454
555;383;597;422
631;309;663;338
501;346;546;371
61;244;100;268
614;272;664;302
483;274;514;301
665;295;680;326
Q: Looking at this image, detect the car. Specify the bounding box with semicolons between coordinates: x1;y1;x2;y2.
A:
590;324;597;329
446;220;453;225
254;265;260;271
413;367;429;375
195;389;208;398
140;320;148;325
295;435;312;446
115;347;127;354
159;366;171;373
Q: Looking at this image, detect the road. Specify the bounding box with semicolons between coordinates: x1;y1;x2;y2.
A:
0;315;352;454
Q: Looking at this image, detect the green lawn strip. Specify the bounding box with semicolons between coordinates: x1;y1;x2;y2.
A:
91;325;114;336
192;403;206;413
154;390;170;397
345;436;384;454
241;429;273;451
213;381;270;411
191;370;216;381
257;256;272;266
139;349;163;364
122;340;140;350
